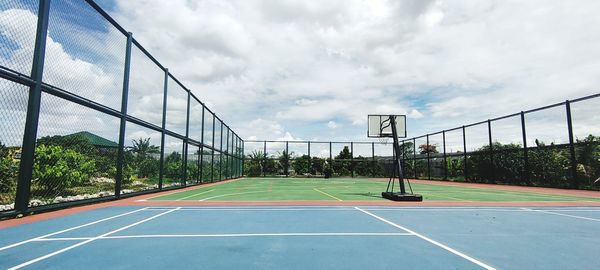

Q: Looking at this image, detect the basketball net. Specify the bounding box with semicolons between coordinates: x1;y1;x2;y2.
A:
378;137;389;145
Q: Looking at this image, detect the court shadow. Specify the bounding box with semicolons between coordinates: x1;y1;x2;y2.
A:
342;192;382;198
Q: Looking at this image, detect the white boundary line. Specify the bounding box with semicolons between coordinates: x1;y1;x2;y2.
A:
8;207;181;270
138;206;600;212
521;208;600;222
33;232;412;241
354;207;496;270
0;207;148;252
175;189;215;201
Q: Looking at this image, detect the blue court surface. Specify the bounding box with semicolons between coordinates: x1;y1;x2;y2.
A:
1;206;599;269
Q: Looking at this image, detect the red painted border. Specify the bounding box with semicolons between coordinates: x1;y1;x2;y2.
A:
1;177;599;228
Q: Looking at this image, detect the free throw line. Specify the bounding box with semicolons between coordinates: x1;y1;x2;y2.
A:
33;232;412;241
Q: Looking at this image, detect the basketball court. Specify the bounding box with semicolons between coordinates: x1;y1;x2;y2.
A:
1;204;599;270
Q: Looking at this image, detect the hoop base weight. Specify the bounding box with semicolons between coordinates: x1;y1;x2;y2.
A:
381;192;423;202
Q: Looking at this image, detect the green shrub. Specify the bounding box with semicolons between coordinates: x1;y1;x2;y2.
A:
0;155;18;194
292;155;311;175
138;158;160;178
33;144;96;192
164;152;182;180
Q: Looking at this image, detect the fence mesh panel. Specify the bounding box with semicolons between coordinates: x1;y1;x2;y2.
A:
42;0;125;110
0;81;28;212
122;121;161;194
0;0;39;75
31;92;119;208
165;78;188;136
128;45;164;127
163;134;184;188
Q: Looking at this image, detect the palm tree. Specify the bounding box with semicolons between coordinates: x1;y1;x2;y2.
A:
129;138;160;161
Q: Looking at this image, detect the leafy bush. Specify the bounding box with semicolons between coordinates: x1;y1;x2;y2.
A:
37;135;96;156
353;156;371;176
138;158;160;179
164;152;182;180
1;142;18;194
33;144;96;192
292;155;311;175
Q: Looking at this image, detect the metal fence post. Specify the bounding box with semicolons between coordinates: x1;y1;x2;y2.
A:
15;0;51;212
285;141;289;177
308;141;311;175
263;141;267;177
488;119;494;183
520;111;529;184
350;142;354;178
426;135;431;180
115;32;132;198
225;128;230;179
371;142;375;177
442;130;447;180
413;138;417;179
565;101;578;188
211;114;215;182
199;106;205;183
401;141;406;177
241;140;245;176
182;90;191;186
462;126;468;181
219;122;223;180
158;69;169;190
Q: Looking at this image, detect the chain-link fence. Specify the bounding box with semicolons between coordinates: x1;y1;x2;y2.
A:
246;93;600;191
0;0;243;216
243;140;395;178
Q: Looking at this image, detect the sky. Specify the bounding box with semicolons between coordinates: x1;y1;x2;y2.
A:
1;0;600;154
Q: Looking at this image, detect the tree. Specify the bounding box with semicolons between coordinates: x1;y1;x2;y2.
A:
293;155;311;175
128;138;160;179
37;134;95;156
278;150;292;176
129;138;160;162
0;142;18;194
418;144;438;155
575;135;600;187
164;152;182;180
33;144;96;193
245;150;264;176
334;146;352;176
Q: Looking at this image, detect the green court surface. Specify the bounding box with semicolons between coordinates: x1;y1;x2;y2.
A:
150;178;600;202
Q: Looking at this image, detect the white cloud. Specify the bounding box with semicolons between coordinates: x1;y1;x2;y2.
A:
327;121;337;129
3;0;600;145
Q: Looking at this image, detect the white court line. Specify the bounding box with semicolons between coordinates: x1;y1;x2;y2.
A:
361;208;600;212
521;208;600;222
198;191;268;201
0;207;147;252
34;232;412;241
8;207;180;270
354;207;496;270
175;189;215;201
143;208;357;211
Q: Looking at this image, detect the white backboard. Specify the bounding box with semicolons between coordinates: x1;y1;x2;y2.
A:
368;115;407;138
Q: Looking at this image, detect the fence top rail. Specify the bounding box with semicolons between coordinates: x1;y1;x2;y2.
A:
244;140;389;145
85;0;128;35
84;0;239;138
